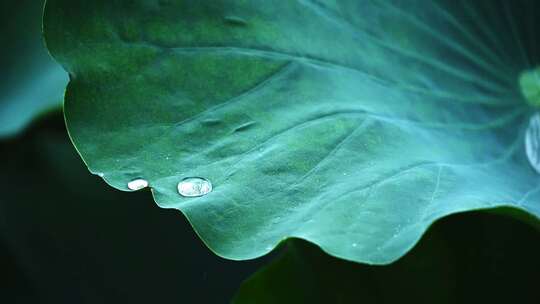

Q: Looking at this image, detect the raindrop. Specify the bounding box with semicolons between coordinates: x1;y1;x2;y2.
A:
352;243;358;248
127;178;149;191
177;177;213;197
525;113;540;173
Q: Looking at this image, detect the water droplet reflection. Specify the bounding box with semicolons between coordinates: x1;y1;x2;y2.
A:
127;178;149;191
526;113;540;173
177;177;213;197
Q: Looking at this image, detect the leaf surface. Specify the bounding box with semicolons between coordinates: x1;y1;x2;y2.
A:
0;0;68;138
45;0;540;263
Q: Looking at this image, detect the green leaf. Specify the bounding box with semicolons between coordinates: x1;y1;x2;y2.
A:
44;0;540;264
0;0;68;138
233;212;540;304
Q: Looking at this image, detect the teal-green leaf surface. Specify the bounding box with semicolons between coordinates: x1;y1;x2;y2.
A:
45;0;540;264
0;0;68;138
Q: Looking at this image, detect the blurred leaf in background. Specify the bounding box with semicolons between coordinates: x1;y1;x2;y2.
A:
234;212;540;304
0;0;68;138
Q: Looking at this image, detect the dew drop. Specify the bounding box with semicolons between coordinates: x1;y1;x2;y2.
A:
177;177;213;197
526;113;540;173
127;178;149;191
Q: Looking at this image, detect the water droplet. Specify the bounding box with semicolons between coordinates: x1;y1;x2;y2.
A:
177;177;212;197
352;243;358;247
526;113;540;173
127;178;149;190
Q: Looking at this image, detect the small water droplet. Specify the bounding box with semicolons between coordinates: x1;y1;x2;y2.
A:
127;178;149;190
352;243;358;247
178;177;213;197
526;113;540;173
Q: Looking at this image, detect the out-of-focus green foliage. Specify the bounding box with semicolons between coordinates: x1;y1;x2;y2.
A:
0;0;68;138
45;0;540;264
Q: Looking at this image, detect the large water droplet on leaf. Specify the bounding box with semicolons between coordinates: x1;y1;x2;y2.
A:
525;113;540;173
127;178;149;190
178;177;213;197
